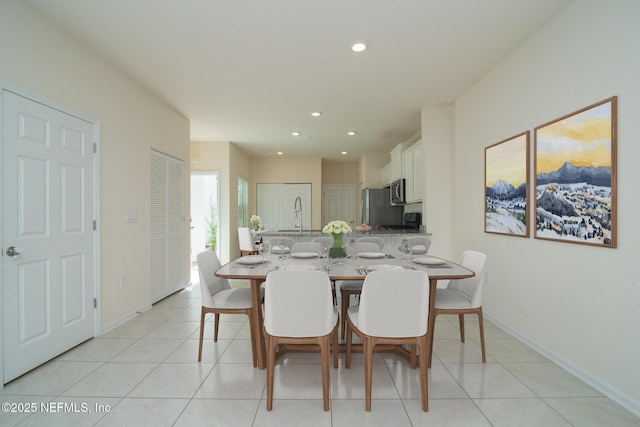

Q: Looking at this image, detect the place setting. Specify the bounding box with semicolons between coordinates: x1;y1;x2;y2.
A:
411;256;451;268
290;251;319;259
366;264;404;271
234;255;271;268
235;242;272;267
356;251;386;259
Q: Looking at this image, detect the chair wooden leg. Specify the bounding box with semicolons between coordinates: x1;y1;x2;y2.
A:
340;289;349;339
345;320;353;369
459;313;465;343
331;280;337;306
320;335;331;411
364;337;374;411
214;313;220;342
418;336;429;412
265;334;275;411
332;325;339;369
477;309;486;363
411;344;417;369
198;308;206;362
427;311;437;368
247;311;258;367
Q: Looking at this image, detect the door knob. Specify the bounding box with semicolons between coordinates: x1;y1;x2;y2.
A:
5;246;23;258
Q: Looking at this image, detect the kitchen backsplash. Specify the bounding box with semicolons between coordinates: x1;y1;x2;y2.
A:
403;202;422;215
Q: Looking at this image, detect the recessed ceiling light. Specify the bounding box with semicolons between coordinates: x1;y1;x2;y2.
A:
341;151;348;155
347;131;357;136
310;111;322;117
277;151;284;155
351;41;368;53
291;131;301;136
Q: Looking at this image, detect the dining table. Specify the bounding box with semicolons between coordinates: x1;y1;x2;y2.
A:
215;250;474;369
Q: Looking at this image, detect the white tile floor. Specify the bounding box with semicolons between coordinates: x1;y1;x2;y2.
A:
1;269;638;426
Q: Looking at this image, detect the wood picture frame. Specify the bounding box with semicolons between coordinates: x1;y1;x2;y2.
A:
485;131;530;237
534;96;617;248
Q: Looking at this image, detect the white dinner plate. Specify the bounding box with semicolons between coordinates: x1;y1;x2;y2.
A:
357;252;386;259
291;252;319;259
271;245;290;254
283;265;316;270
237;255;266;265
367;264;404;271
412;256;446;266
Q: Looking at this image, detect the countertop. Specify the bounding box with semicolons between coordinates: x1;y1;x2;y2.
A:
258;229;430;238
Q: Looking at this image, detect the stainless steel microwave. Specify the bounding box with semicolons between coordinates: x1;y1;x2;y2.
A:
390;179;406;205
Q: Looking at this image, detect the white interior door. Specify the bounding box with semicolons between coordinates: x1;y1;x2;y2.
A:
284;184;311;230
2;90;96;383
151;150;185;303
323;184;356;226
256;183;286;231
257;183;311;231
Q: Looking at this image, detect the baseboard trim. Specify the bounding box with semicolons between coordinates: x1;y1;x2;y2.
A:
100;303;153;336
485;312;640;418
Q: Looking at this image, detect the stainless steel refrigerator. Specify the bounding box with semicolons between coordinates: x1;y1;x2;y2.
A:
360;188;403;227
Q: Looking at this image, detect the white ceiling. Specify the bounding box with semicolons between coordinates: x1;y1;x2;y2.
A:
25;0;571;162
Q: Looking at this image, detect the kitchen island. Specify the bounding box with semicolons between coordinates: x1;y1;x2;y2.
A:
258;228;431;251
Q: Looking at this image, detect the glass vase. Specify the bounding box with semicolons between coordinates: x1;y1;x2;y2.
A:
328;235;347;260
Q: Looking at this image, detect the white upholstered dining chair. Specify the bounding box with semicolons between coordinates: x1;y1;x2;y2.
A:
290;241;323;254
339;241;387;339
238;227;259;257
265;237;295;254
311;236;334;246
263;270;339;411
345;269;430;412
398;236;431;254
196;251;263;365
429;250;487;364
356;236;385;250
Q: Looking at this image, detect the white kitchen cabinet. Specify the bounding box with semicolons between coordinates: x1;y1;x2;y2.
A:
390;144;404;181
413;142;423;201
381;162;392;185
403;141;423;202
404;148;415;201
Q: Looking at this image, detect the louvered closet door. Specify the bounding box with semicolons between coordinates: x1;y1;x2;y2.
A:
151;150;184;303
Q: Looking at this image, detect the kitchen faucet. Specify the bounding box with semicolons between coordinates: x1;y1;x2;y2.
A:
294;196;303;234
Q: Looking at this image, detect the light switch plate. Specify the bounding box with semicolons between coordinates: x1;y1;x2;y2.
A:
126;210;137;223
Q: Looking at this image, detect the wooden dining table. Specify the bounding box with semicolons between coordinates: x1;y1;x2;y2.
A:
215;251;474;369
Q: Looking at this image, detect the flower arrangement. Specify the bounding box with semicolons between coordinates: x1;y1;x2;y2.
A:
250;215;261;231
322;220;352;258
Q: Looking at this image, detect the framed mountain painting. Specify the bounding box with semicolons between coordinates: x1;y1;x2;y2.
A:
534;96;617;248
485;131;530;237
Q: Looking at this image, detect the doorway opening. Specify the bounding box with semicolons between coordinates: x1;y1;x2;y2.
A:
190;172;220;271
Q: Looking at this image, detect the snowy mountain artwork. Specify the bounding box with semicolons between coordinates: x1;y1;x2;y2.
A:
534;97;617;248
485;132;530;237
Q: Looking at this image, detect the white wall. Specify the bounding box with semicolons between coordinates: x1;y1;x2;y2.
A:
0;1;191;327
447;0;640;413
422;105;454;258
